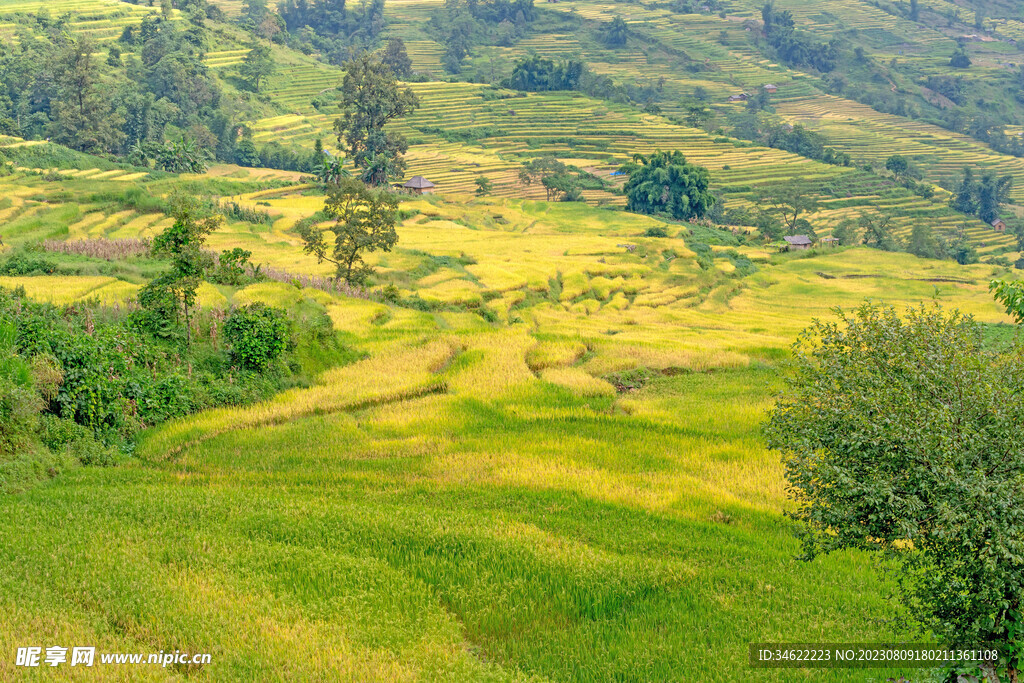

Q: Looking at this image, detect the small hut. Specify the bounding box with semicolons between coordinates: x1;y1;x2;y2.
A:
783;235;813;251
991;218;1008;232
402;176;435;195
820;236;840;247
763;83;778;94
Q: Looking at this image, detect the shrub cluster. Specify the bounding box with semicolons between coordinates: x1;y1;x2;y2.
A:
0;287;336;468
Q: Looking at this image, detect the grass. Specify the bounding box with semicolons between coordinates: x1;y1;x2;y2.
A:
0;363;917;681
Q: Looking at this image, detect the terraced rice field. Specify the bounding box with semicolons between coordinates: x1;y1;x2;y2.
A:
0;0;176;42
3;122;1023;677
776;95;1024;203
242;78;1014;251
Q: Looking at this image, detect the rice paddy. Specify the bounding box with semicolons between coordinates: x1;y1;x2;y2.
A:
3;0;1024;675
0;148;1019;678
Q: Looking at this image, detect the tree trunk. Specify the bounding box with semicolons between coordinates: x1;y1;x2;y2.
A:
184;300;191;347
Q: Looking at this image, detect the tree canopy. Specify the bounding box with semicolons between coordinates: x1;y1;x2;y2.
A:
766;303;1024;679
601;16;628;48
140;195;222;344
504;56;585;92
754;186;818;236
518;156;583;201
334;53;419;186
622;151;714;220
380;38;413;78
297;178;399;285
760;3;838;72
240;43;276;92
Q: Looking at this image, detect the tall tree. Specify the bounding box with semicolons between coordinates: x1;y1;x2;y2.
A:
380;37;412;78
239;43;276;92
950;167;977;214
601;16;628;47
334;53;419;186
685;105;711;129
519;156;577;200
976;173;1013;224
755;187;818;234
907;223;943;259
297;178;399;285
240;0;269;29
859;212;898;251
884;154;910;180
143;195;222;345
50;38;124;152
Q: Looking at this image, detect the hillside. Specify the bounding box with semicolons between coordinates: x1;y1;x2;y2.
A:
0;0;1023;679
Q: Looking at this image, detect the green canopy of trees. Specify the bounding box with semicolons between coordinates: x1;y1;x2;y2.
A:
334;53;419;186
766;304;1024;680
622;151;714;221
297;178;399;285
240;43;276;92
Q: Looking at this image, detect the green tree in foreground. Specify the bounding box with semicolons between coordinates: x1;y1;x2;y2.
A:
766;304;1023;681
240;43;276;92
991;279;1024;323
297;178;399;285
224;303;289;370
140;196;222;345
623;151;714;220
335;53;419;186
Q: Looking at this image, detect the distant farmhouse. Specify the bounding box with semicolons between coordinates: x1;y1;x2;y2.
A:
400;176;435;195
763;84;778;94
991;218;1008;232
727;93;750;102
783;235;813;251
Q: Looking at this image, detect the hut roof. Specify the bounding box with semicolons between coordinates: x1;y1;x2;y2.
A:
784;235;813;245
403;176;435;189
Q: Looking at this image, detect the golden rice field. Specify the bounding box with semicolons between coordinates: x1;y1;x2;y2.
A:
0;145;1022;680
3;0;1024;669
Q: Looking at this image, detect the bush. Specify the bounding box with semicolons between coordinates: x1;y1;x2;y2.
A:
38;415;116;466
604;367;656;392
0;376;42;455
133;280;181;340
209;248;254;286
0;251;58;275
766;304;1024;673
225;304;290;370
